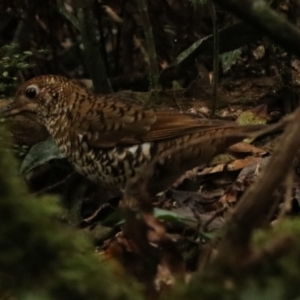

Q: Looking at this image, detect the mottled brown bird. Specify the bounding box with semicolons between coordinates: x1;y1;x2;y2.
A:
1;75;276;198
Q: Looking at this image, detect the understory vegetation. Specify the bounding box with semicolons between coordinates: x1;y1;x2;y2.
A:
1;0;300;299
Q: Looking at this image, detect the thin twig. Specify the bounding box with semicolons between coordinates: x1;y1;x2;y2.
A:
135;0;159;90
277;168;294;220
57;0;80;30
209;2;219;117
202;206;227;232
33;172;75;195
75;0;112;94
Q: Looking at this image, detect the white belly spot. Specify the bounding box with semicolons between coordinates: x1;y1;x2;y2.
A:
128;145;139;154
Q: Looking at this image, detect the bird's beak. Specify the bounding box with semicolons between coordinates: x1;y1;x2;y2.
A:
0;96;39;118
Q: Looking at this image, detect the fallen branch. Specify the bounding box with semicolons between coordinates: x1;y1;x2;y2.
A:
217;106;300;264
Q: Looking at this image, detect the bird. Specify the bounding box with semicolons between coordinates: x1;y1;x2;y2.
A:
0;75;281;206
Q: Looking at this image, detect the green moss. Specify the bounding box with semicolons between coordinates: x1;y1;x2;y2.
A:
0;127;142;300
169;219;300;300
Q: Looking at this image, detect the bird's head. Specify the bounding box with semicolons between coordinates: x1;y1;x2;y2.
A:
1;75;78;125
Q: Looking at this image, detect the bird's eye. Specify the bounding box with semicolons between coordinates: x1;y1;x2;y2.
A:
25;85;39;99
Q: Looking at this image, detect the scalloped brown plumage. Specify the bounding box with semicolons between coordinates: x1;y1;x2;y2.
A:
1;75;275;198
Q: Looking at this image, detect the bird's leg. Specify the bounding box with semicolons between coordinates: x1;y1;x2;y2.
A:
122;161;156;213
121;161;185;283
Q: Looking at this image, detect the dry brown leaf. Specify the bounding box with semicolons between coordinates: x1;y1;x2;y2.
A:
199;164;226;175
227;156;262;171
229;142;266;155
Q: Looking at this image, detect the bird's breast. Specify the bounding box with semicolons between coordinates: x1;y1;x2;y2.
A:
50;128;156;189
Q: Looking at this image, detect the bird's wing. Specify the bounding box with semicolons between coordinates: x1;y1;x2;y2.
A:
71;99;240;148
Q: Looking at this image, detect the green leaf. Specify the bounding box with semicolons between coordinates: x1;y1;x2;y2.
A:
101;208;196;228
220;48;242;73
20;138;64;174
200;231;220;240
23;51;33;55
101;209;125;227
154;208;196;225
236;109;267;125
